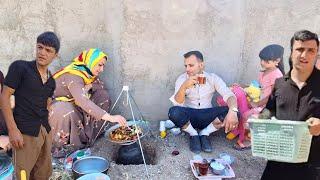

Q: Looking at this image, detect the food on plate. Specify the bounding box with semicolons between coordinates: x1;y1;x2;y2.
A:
109;125;143;141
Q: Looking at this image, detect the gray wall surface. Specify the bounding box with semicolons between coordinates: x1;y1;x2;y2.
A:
1;0;319;120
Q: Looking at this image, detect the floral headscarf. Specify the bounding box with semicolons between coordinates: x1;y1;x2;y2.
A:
53;48;107;84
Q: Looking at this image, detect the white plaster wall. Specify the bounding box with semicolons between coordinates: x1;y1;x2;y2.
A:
0;0;319;120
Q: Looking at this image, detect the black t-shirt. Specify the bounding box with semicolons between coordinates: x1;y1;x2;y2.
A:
266;67;320;165
4;60;55;137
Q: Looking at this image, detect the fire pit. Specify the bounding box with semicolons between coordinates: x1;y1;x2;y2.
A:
116;142;154;165
105;120;156;165
110;141;157;165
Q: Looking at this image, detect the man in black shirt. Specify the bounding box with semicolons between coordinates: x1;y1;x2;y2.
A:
0;31;59;180
261;30;320;180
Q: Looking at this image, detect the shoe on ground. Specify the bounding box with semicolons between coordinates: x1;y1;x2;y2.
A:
200;135;212;153
189;135;201;154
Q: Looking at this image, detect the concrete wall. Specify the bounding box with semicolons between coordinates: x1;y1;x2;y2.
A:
1;0;319;120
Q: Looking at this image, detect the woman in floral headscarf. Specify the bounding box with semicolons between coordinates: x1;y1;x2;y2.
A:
50;48;127;157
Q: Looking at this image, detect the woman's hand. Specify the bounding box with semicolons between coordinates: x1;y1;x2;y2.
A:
0;135;11;151
102;113;127;127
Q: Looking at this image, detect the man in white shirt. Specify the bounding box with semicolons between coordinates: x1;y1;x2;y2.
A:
169;51;239;153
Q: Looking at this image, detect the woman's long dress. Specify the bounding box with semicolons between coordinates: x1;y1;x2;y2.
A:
49;74;110;149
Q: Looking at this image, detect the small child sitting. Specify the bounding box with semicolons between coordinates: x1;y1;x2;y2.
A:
220;44;285;150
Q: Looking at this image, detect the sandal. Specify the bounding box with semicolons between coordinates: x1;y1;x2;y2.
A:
226;132;238;140
233;141;251;151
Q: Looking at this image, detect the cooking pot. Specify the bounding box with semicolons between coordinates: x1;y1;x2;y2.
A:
72;156;109;179
116;142;151;165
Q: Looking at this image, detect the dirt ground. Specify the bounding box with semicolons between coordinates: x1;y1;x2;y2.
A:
51;122;266;180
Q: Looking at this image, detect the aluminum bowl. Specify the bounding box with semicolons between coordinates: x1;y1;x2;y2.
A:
72;156;109;178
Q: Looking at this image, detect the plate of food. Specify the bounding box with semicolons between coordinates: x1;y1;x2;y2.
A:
104;120;148;145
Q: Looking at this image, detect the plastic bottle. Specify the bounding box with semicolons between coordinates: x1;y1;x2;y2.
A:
159;121;166;138
20;170;27;180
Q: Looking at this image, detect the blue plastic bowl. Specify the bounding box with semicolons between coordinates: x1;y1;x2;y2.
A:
77;173;110;180
0;154;14;180
72;156;109;178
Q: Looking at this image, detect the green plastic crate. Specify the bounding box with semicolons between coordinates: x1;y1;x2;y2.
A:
248;118;312;163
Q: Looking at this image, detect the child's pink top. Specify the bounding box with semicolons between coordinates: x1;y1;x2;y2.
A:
258;68;283;100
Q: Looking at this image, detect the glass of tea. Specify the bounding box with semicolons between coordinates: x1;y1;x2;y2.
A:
198;161;209;176
198;74;206;85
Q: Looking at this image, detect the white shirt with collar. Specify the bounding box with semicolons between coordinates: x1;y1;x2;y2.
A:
169;71;235;109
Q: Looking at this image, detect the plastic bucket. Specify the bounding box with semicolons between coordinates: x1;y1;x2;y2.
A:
1;165;13;180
